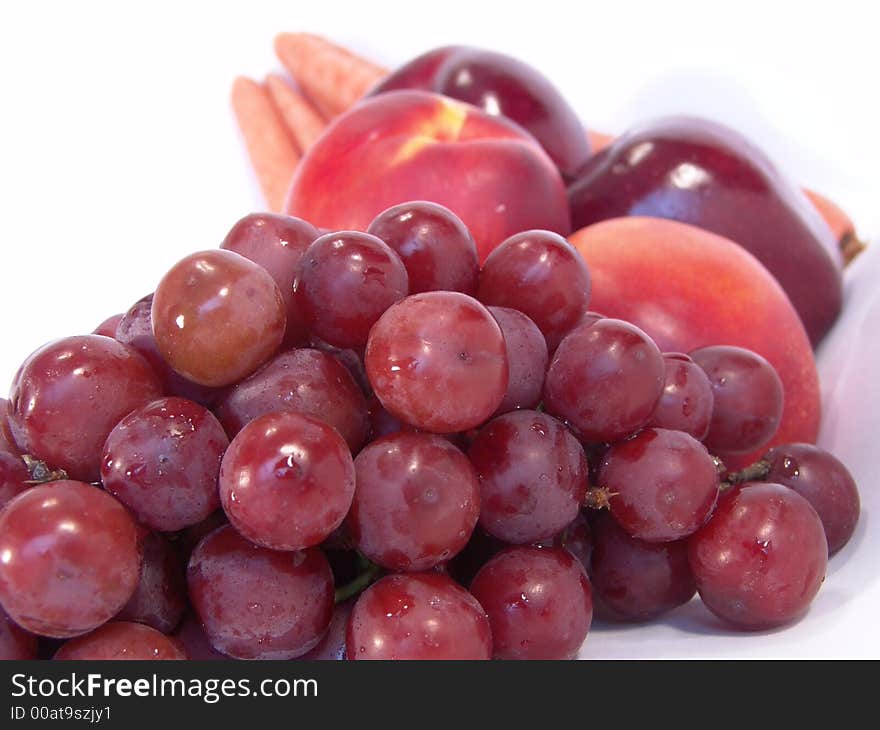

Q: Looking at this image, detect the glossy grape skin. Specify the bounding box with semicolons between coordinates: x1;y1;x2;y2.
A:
116;532;187;634
469;410;587;544
543;319;665;443
7;335;163;482
188;525;333;659
366;201;479;295
478;230;591;351
308;334;371;397
54;621;186;660
648;353;714;441
536;511;593;573
488;307;548;415
214;348;368;452
470;546;592;660
589;511;695;622
0;450;29;509
152;249;286;387
116;294;223;407
101;397;227;532
372;46;591;179
219;411;355;551
93;313;124;338
688;482;828;629
1;607;38;660
600;428;719;542
763;443;860;554
567;116;842;345
293;231;409;349
1;398;16;453
366;292;508;433
691;345;784;455
220;212;320;347
346;573;492;660
348;432;479;571
0;480;142;638
173;613;230;660
299;599;354;661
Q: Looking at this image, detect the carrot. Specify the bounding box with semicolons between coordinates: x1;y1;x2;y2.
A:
265;73;328;153
803;188;867;264
230;76;300;212
273;33;388;118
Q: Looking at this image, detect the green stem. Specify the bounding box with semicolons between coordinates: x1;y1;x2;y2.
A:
334;561;382;604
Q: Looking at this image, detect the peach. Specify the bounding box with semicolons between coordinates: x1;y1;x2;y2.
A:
569;217;820;469
285;90;571;262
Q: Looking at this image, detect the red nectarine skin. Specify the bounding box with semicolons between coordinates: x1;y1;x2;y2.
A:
568;217;820;469
286;90;571;263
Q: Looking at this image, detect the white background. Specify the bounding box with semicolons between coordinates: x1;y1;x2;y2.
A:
1;0;878;658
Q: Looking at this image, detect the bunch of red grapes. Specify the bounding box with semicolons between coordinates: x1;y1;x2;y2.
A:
0;201;860;660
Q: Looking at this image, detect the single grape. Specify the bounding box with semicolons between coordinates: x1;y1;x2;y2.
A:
470;546;592;660
101;397;228;532
7;335;163;482
690;345;784;454
589;511;695;622
116;531;187;634
535;511;592;572
214;348;369;452
543;318;665;443
477;230;591;351
187;525;333;659
763;443;860;554
648;353;714;440
599;428;719;542
348;432;479;571
219;411;355;551
298;599;354;661
93;313;124;338
365;291;508;433
0;480;142;638
469;410;587;544
688;482;828;629
220;212;320;346
488;306;548;415
293;231;409;349
346;573;492;660
1;606;38;660
116;294;223;407
152;249;286;387
366;201;479;295
0;450;29;509
54;621;187;660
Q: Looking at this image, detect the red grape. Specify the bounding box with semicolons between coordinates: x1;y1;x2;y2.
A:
219;411;355;551
589;511;695;621
543;318;665;443
54;621;187;660
0;450;29;509
346;573;492;660
365;291;508;433
477;230;591;351
688;482;828;629
298;599;354;661
7;335;163;482
0;480;142;638
348;432;479;571
469;410;587;544
116;531;187;634
220;212;320;346
762;443;860;554
101;397;228;532
600;428;719;542
1;606;38;660
488;306;548;415
214;348;369;452
293;231;409;349
690;345;784;455
1;398;16;453
93;313;123;338
152;249;286;387
536;511;592;572
173;613;230;661
308;334;371;397
187;525;333;659
648;353;714;440
470;546;592;660
366;201;479;295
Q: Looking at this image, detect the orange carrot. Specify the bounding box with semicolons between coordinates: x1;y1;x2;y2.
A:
265;73;328;153
587;128;615;153
803;188;866;263
273;33;388;118
230;76;300;212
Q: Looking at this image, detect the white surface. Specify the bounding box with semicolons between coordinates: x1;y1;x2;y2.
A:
1;0;878;658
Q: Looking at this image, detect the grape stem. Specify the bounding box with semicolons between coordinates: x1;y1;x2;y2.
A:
719;458;771;491
583;486;616;510
20;454;68;485
334;557;382;604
